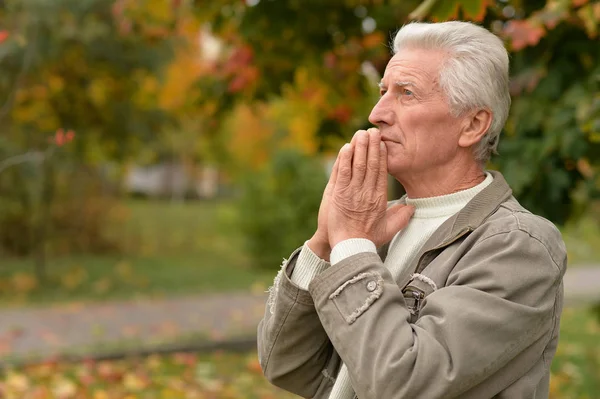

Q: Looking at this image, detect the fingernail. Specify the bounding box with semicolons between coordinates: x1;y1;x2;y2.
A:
380;142;385;150
341;143;351;151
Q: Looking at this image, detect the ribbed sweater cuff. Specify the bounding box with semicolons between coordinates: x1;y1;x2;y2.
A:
290;242;331;290
330;238;377;266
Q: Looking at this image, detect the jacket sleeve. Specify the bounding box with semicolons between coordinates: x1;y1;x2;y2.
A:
257;247;335;398
307;227;566;399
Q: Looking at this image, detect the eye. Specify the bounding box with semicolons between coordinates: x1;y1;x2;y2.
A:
403;89;413;96
379;89;387;97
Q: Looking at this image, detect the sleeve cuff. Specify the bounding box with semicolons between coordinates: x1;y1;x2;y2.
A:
330;238;377;266
290;241;331;290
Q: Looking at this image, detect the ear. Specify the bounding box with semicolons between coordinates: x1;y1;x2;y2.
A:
458;109;492;149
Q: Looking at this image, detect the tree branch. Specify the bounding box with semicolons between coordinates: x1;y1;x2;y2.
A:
0;151;45;174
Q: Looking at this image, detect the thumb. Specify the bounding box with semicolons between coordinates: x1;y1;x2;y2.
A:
383;204;415;242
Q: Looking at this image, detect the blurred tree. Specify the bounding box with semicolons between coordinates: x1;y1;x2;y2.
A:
194;0;420;167
0;0;180;278
196;0;600;225
0;0;180;162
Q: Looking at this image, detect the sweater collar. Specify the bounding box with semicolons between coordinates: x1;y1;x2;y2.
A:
405;173;493;219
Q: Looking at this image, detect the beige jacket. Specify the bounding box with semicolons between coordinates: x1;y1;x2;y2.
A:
257;171;567;399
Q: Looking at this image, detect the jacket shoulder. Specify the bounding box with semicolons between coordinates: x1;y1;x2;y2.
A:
479;197;567;272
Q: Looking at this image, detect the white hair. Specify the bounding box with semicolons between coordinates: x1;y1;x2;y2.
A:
392;21;511;163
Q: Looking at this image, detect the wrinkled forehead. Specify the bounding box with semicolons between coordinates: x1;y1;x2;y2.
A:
382;48;447;89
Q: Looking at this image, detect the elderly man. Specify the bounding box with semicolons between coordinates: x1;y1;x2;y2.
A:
257;21;566;399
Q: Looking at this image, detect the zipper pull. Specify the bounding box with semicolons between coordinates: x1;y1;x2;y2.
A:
412;290;424;311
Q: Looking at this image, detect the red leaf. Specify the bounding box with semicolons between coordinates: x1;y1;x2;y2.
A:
0;31;9;44
573;0;590;7
329;105;353;124
65;129;75;143
54;129;66;147
503;20;546;51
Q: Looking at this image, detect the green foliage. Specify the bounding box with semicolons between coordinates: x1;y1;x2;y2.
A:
199;0;600;226
238;150;327;269
0;0;177;160
494;9;600;224
0;0;179;268
0;160;121;257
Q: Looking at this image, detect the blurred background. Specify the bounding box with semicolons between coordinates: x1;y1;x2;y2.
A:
0;0;598;397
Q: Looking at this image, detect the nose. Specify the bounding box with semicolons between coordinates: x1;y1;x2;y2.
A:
368;95;393;127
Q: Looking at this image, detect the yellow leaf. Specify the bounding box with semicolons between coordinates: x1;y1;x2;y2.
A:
6;372;29;393
123;373;147;391
11;272;38;294
87;78;110;106
60;266;88;291
93;390;109;399
48;75;65;94
51;378;77;399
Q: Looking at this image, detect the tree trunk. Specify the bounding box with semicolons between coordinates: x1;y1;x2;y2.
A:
32;160;54;284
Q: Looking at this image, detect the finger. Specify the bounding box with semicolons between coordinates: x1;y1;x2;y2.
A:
376;139;388;195
336;143;354;188
351;130;369;185
350;130;361;146
365;128;381;187
384;204;415;242
325;154;340;195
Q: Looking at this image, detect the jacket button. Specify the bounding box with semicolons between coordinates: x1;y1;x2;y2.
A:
366;281;377;292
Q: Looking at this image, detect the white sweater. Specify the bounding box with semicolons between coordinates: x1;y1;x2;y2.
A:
291;173;493;399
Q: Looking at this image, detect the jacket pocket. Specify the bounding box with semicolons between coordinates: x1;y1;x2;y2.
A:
402;273;437;323
329;271;384;324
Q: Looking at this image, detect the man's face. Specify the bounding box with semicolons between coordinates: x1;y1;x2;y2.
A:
368;48;465;181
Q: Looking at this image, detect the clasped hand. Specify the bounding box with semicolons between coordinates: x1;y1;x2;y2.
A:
309;128;414;260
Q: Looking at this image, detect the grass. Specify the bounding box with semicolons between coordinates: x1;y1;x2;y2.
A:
560;216;600;266
0;199;277;306
0;306;597;398
550;306;600;398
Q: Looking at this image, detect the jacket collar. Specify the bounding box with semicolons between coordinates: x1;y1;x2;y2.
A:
379;170;513;265
445;169;513;240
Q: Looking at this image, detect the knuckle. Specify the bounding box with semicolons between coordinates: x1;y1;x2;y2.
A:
368;160;379;170
354;163;367;173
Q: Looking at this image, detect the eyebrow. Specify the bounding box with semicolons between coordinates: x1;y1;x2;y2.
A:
394;80;416;88
378;80;416;89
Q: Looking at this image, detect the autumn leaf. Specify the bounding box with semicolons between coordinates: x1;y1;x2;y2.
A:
410;0;460;21
502;20;546;51
51;128;76;147
577;3;600;38
460;0;493;22
0;30;9;43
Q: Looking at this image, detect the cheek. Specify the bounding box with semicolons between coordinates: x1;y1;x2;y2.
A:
405;109;458;148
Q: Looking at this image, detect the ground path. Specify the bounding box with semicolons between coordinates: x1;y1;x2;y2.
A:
1;266;599;364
